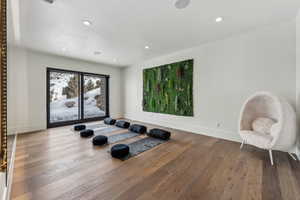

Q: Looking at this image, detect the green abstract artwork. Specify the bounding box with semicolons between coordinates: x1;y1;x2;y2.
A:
143;59;194;116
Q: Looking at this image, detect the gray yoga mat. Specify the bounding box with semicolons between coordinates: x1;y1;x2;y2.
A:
94;126;123;135
72;123;107;132
86;123;107;129
111;137;168;161
107;132;140;143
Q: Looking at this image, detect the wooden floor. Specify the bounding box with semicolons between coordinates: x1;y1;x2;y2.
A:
11;120;300;200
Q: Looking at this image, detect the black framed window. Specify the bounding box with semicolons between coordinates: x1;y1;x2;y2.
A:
47;68;109;128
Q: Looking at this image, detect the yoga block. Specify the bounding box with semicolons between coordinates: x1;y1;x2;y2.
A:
116;120;130;129
111;144;130;159
74;124;86;131
104;117;116;125
148;129;171;140
93;135;108;146
80;129;94;138
129;124;147;134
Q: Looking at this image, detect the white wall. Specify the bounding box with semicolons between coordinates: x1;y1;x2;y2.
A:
7;47;123;134
124;20;296;142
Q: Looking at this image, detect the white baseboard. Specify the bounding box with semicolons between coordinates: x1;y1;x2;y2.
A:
125;114;300;156
125;114;241;143
8;125;46;135
296;147;300;160
1;185;7;200
5;135;17;200
1;135;17;200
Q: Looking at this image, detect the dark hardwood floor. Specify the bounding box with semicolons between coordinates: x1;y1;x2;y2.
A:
11;120;300;200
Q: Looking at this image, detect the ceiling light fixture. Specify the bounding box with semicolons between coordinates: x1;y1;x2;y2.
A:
174;0;191;9
145;45;150;49
83;20;92;27
62;47;67;52
215;17;223;23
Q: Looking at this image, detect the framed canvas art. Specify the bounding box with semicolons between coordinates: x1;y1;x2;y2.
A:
143;59;193;116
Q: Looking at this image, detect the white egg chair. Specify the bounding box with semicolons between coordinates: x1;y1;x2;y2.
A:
239;92;297;165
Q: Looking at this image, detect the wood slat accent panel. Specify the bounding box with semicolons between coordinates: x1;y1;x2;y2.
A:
0;0;7;172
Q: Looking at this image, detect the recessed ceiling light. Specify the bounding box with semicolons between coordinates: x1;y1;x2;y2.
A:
215;17;223;23
83;20;92;26
62;47;67;52
174;0;191;9
94;51;101;55
145;45;150;49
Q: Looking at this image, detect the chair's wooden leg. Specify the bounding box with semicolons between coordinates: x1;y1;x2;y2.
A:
288;153;297;161
269;149;274;166
240;140;245;150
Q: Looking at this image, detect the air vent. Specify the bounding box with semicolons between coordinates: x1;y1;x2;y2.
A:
43;0;55;4
174;0;190;9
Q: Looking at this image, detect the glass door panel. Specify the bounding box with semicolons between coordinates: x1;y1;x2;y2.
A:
83;75;106;119
49;71;80;123
47;68;109;128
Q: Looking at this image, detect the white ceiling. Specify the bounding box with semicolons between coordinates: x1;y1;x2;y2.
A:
8;0;300;67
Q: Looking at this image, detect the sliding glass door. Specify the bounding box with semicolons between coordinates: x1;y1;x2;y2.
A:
83;75;107;119
47;68;109;128
48;70;80;123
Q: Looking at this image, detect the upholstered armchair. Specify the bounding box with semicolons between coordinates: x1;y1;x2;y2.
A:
239;92;297;165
